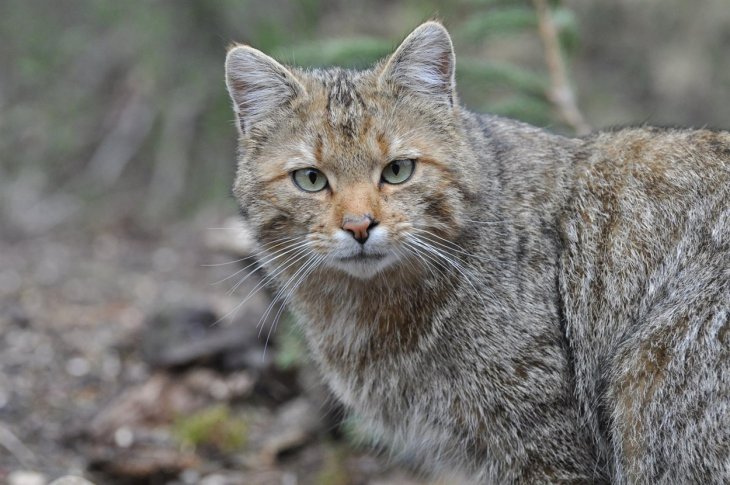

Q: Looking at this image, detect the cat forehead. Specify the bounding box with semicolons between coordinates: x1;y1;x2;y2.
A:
272;66;442;167
309;68;369;101
294;67;381;136
299;67;374;102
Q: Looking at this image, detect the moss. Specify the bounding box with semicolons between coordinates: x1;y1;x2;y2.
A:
315;445;351;485
173;405;248;453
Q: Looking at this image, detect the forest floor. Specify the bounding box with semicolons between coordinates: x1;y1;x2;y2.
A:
0;213;436;485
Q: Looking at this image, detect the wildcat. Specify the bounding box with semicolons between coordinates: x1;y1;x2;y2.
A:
224;21;730;484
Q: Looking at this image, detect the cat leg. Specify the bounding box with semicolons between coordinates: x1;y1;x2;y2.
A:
608;273;729;484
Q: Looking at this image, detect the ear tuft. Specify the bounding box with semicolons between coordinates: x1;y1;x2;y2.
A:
379;22;456;106
225;45;306;133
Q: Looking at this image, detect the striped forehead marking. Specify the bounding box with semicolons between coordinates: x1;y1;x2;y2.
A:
323;70;368;138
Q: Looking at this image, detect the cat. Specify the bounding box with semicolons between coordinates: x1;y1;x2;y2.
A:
224;21;730;484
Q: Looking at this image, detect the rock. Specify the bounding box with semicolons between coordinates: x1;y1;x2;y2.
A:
48;477;96;485
258;397;321;465
140;305;274;372
140;307;218;367
87;447;200;482
87;371;205;439
87;369;253;440
199;471;289;485
7;471;47;485
198;474;230;485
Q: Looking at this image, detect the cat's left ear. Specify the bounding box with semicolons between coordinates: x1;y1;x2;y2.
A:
225;45;307;134
378;21;456;107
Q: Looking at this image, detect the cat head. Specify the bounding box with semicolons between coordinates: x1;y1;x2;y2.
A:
225;22;476;280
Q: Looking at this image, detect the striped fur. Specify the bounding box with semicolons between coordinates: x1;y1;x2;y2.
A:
225;22;730;484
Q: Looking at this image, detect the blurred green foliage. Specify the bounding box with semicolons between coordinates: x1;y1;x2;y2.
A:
0;0;579;234
314;445;351;485
173;404;249;452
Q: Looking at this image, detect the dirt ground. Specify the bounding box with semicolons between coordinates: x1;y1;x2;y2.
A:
0;212;435;485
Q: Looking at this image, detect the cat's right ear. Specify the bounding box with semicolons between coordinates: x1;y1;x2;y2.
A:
225;45;306;134
378;22;456;107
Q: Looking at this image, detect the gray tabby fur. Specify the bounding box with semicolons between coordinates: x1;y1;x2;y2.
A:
225;21;730;484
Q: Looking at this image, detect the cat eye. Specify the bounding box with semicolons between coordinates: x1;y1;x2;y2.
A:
292;168;328;192
381;159;415;185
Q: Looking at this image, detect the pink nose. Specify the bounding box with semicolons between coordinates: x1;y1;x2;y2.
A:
342;215;377;244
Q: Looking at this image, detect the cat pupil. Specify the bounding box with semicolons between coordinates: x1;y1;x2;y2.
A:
393;163;400;175
308;171;317;184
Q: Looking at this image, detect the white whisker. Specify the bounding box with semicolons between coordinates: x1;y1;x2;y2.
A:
257;250;318;335
205;235;305;273
458;218;508;226
411;227;503;265
211;243;313;327
403;240;450;280
407;235;496;311
226;242;312;295
262;253;327;358
201;258;249;267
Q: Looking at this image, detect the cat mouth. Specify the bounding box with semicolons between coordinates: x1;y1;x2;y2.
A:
331;251;396;279
338;253;386;262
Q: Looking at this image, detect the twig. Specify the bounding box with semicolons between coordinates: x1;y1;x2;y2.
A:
86;86;157;187
533;0;591;135
146;87;206;219
0;422;38;468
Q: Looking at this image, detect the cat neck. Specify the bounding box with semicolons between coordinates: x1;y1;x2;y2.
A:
290;258;457;363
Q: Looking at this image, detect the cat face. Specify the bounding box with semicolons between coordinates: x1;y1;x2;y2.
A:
226;23;471;279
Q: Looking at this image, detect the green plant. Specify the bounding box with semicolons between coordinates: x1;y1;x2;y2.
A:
173;404;248;452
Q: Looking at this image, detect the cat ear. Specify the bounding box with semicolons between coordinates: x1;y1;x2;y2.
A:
379;21;456;106
225;45;306;133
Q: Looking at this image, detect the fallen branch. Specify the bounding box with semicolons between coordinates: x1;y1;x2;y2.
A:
0;422;38;468
533;0;591;135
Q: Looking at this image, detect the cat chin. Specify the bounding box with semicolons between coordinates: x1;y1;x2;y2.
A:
329;253;400;280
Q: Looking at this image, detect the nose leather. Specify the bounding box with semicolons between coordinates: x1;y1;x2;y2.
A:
342;215;376;244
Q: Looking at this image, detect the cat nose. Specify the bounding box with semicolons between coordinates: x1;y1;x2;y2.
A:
342;215;378;244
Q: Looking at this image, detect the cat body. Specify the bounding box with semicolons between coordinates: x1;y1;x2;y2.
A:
225;22;730;484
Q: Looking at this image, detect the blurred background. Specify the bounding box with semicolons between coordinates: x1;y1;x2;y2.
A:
1;1;728;484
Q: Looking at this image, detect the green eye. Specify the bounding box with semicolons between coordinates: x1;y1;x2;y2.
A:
292;168;328;192
381;159;415;185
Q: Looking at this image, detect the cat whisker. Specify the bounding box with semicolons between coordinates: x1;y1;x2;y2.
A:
411;227;471;253
217;237;308;283
205;234;306;273
211;245;314;327
392;245;420;275
257;250;318;335
407;235;497;311
402;240;451;281
408;236;472;278
236;247;313;302
247;234;313;257
201;258;249;267
458;218;510;226
202;234;307;268
410;228;503;265
262;254;328;358
258;233;312;246
226;241;312;295
426;218;512;238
